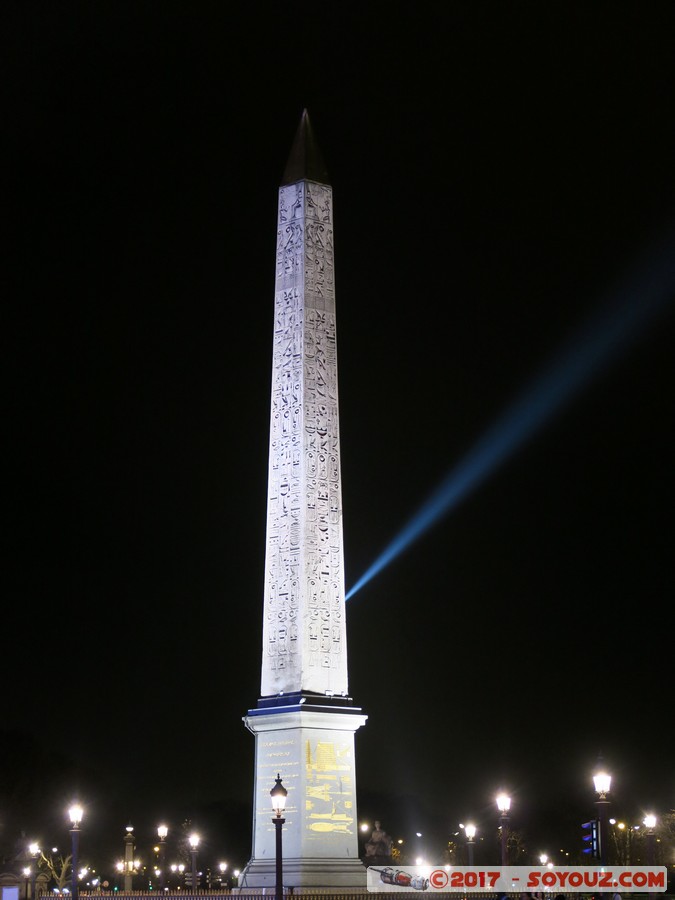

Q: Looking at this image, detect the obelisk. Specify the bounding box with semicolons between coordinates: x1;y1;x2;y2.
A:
240;110;367;890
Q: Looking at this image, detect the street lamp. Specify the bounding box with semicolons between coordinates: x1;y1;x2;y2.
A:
189;833;200;891
68;805;83;900
218;862;228;888
496;794;511;867
28;843;40;900
593;761;611;865
123;825;135;891
465;824;476;866
270;773;288;900
644;816;657;899
415;832;424;866
643;815;657;865
157;825;168;891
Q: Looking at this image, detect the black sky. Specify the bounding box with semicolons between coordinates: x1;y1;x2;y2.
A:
4;0;675;872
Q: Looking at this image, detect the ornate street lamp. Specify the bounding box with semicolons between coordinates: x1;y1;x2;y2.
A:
593;761;611;865
157;825;168;891
189;834;200;891
218;862;228;888
496;794;511;867
644;815;657;899
28;843;40;900
643;815;657;865
270;773;288;900
123;825;136;891
465;824;476;867
68;805;83;900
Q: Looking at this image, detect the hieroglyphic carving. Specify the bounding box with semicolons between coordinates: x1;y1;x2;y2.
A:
261;179;348;696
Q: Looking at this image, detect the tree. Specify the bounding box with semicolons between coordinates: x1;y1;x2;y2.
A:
609;810;675;866
37;847;72;892
497;827;527;864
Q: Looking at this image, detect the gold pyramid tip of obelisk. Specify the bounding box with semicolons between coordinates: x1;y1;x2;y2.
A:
281;108;330;186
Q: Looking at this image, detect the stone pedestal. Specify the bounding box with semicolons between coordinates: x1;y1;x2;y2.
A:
240;696;367;890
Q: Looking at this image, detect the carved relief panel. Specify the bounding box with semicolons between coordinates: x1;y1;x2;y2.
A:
261;180;348;697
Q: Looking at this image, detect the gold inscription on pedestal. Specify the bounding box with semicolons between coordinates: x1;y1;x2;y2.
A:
304;739;354;835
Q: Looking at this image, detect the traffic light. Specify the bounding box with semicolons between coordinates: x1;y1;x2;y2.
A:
184;872;193;888
582;818;599;858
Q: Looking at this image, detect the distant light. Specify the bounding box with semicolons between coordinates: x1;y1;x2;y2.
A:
496;793;511;813
69;805;84;827
593;770;611;797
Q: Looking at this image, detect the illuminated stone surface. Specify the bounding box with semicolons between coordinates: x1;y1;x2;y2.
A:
241;111;367;890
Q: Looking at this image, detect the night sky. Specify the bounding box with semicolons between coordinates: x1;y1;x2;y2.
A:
4;0;675;874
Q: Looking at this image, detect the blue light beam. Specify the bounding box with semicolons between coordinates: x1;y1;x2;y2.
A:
345;229;675;601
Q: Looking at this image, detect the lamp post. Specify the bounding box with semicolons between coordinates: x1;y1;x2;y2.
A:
465;824;476;867
218;863;228;888
68;804;83;900
643;814;656;865
644;816;657;900
270;773;288;900
123;825;135;891
496;794;511;867
28;843;40;900
593;762;611;865
415;832;424;866
189;833;200;891
157;825;168;891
